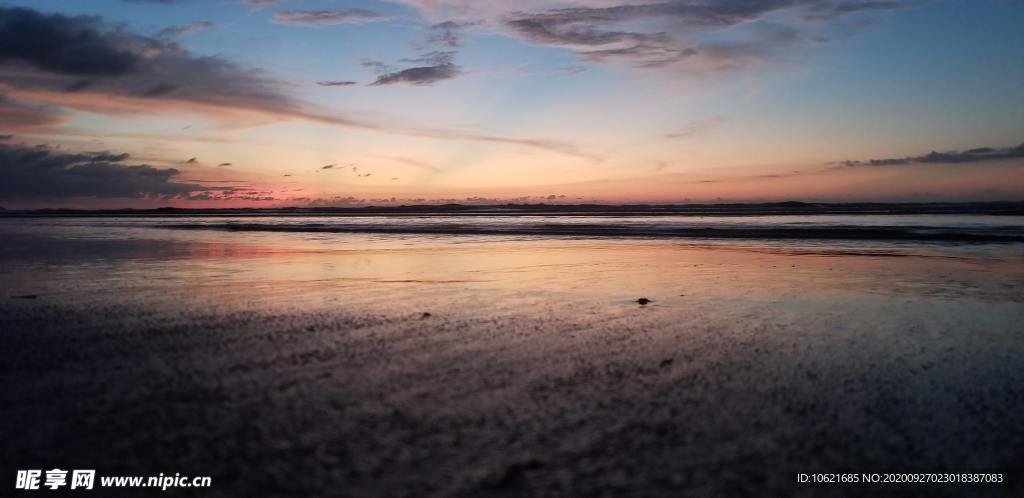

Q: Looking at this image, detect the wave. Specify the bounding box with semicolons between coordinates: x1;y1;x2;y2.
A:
164;222;1024;242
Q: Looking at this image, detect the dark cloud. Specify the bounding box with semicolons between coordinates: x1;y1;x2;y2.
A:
158;21;216;38
0;7;140;76
321;164;336;170
371;65;460;86
217;162;232;167
272;9;390;27
839;142;1024;167
316;80;358;87
0;7;296;115
367;52;460;86
63;79;93;92
141;83;177;97
186;157;198;164
0;142;212;200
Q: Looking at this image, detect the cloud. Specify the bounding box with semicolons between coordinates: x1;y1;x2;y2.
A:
0;93;66;130
385;156;441;172
501;2;766;68
245;0;278;7
400;1;903;70
664;115;726;139
367;52;460;86
217;162;232;167
838;142;1024;167
272;9;390;27
158;21;216;38
316;80;358;87
0;7;297;114
0;142;214;200
0;7;141;76
364;20;472;86
425;20;476;47
0;7;597;161
802;1;902;21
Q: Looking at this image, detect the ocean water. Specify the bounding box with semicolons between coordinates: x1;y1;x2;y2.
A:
2;213;1022;260
2;212;1024;239
2;212;1021;306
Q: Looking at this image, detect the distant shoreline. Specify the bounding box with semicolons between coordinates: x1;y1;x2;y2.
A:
1;201;1023;217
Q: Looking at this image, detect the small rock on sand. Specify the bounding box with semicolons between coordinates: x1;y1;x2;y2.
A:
493;459;545;488
637;297;651;305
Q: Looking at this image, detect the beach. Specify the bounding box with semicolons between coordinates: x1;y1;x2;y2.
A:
2;214;1023;496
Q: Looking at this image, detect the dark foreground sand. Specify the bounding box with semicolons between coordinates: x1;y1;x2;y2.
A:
2;228;1023;496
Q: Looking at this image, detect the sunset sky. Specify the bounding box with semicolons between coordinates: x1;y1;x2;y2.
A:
1;0;1022;208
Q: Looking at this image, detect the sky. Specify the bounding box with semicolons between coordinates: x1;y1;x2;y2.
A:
0;0;1022;208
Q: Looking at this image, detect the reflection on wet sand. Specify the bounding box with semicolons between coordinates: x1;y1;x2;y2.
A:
2;221;1023;496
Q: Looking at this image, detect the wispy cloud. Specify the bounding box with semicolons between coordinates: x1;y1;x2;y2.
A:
838;142;1024;167
158;21;216;38
400;1;904;71
424;20;477;48
272;9;390;27
244;0;278;8
0;93;66;131
385;156;441;172
665;116;727;139
316;80;358;87
802;1;902;21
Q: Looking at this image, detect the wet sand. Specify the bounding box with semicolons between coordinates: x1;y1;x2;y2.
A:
2;225;1023;496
